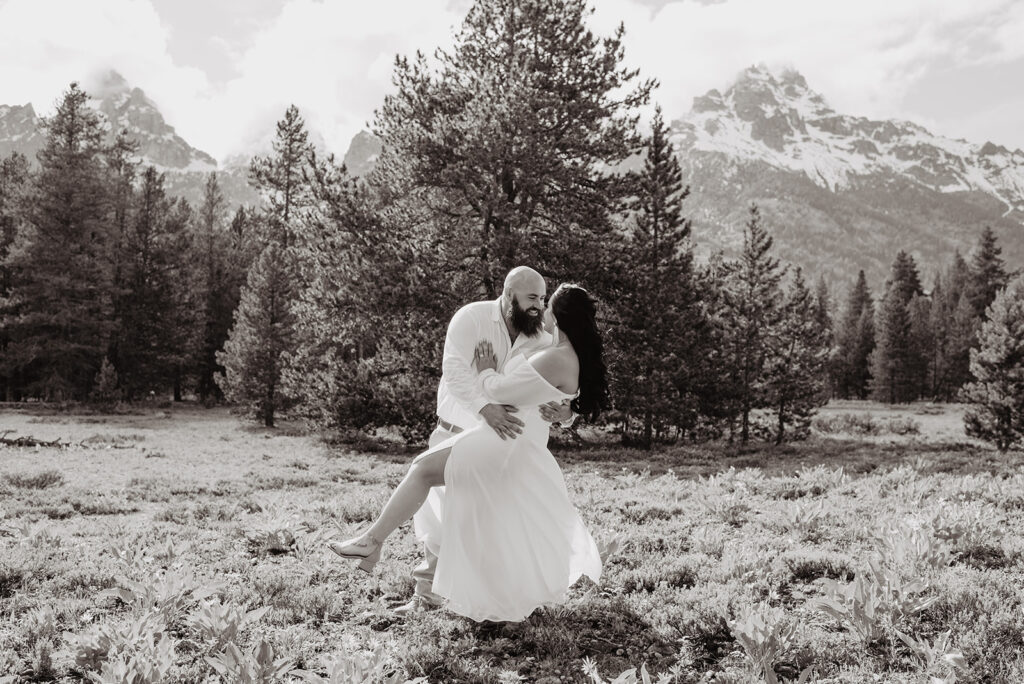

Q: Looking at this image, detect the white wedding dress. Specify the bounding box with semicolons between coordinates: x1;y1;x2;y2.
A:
413;353;602;622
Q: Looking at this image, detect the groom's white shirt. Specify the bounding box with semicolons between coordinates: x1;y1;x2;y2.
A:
436;298;552;430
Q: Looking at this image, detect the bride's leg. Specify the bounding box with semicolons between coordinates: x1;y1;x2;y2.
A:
365;445;451;541
330;445;451;570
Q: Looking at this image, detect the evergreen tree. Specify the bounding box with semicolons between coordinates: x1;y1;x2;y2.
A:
114;167;193;399
371;0;654;298
830;270;874;399
609;107;704;447
719;204;787;443
193;173;232;402
967;226;1008;319
870;285;916;403
907;293;933;399
2;84;115;399
249;105;313;249
890;250;923;303
217;244;296;427
764;269;830;443
962;275;1024;451
870;251;926;403
929;253;974;399
0;152;31;400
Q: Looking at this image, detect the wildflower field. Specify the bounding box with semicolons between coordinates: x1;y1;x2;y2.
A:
1;403;1023;683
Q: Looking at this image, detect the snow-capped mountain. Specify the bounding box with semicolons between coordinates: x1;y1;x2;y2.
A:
0;103;44;161
667;66;1024;287
673;66;1024;218
0;71;257;209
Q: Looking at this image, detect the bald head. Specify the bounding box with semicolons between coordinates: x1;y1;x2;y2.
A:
502;266;547;336
503;266;545;296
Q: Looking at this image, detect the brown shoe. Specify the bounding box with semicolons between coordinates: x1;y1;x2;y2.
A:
393;596;440;616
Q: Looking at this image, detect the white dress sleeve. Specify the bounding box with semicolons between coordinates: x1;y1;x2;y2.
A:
476;360;567;407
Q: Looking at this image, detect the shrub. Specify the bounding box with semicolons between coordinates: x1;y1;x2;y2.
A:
5;470;63;489
962;275;1024;451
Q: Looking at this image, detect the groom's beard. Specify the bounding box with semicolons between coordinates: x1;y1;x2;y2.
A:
511;298;544;336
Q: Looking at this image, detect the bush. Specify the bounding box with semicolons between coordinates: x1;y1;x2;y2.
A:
812;412;920;436
962;275;1024;451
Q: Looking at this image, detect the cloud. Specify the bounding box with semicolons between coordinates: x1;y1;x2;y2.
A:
211;0;462;159
590;0;1024;128
2;0;1021;160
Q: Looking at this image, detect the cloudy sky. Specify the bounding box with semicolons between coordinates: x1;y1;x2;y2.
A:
1;0;1022;162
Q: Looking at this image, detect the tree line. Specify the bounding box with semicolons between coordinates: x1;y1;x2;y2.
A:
1;0;1020;450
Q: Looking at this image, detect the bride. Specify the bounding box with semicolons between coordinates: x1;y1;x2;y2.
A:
329;283;609;622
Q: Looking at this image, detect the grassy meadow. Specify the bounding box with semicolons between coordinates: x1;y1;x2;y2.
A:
1;402;1023;683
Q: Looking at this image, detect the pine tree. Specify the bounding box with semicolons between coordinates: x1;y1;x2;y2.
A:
193;173;232;403
967;226;1007;319
907;293;933;399
890;250;923;303
217;244;296;427
2;84;115;399
0;152;31;400
719;204;787;443
249;105;313;249
929;253;974;399
962;275;1024;451
371;0;654;298
831;270;874;399
610;107;704;447
114;167;193;399
764;269;830;443
870;285;915;403
870;251;926;403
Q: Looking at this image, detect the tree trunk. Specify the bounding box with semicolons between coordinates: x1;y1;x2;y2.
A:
775;400;785;446
643;407;653;450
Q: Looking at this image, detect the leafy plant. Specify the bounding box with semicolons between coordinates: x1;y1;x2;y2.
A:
206;640;296;683
873;524;952;573
809;559;938;644
293;642;427;683
189;600;271;652
86;632;175;684
580;658;673;684
99;568;221;624
727;602;796;684
68;611;168;672
895;630;966;681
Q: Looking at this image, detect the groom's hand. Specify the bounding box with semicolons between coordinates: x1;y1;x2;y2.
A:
479;403;523;440
539;400;573;424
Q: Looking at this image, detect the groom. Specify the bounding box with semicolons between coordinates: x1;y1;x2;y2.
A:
395;266;574;615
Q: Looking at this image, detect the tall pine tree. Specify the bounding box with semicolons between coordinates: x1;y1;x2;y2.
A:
967;226;1007;319
371;0;654;298
831;270;874;399
3;84;115;399
764;269;830;443
218;243;296;427
962;275;1024;451
0;152;31;400
610;107;704;447
719;204;787;443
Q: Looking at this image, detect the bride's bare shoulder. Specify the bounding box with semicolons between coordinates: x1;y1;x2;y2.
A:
528;346;577;389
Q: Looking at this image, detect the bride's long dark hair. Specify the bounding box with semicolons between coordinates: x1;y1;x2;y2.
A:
550;284;610;422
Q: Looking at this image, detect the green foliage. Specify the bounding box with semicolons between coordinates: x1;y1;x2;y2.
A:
205;640;296;683
217;243;297;427
1;83;116;400
962;275;1024;451
714;204;788;443
294;642;427;684
608;107;707;446
764;269;830;443
727;602;797;684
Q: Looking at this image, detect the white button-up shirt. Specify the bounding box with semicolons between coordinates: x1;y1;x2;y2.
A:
436;298;553;430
